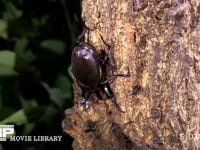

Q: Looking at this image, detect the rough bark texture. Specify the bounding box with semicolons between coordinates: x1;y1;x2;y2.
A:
62;0;200;149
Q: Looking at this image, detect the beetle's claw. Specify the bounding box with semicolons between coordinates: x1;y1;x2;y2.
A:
76;26;88;43
111;98;125;113
76;99;85;105
76;99;90;110
84;101;89;110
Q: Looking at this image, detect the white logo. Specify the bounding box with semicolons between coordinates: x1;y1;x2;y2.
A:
0;125;14;141
0;124;62;142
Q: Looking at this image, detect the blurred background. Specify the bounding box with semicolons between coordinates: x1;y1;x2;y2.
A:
0;0;81;149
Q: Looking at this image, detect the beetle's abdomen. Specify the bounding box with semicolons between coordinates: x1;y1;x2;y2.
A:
71;43;101;89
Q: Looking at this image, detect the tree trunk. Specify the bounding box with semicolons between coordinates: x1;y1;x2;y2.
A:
62;0;200;149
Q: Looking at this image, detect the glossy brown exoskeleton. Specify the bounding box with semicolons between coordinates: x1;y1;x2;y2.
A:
71;27;129;112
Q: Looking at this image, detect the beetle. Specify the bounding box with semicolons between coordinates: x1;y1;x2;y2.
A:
71;27;129;112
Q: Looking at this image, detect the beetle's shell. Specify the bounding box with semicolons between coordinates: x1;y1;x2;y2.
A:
71;43;101;89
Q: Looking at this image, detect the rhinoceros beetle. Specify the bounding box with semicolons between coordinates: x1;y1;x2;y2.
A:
71;27;129;112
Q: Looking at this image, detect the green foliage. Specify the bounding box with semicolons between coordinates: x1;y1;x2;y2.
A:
0;20;7;38
0;50;17;76
0;109;27;125
0;0;80;149
40;40;66;55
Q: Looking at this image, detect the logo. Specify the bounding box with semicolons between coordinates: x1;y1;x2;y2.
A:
0;125;14;141
0;124;62;142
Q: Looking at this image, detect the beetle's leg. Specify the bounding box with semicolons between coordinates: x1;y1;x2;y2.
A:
99;50;108;66
100;68;130;85
76;26;88;43
100;35;116;70
77;99;89;110
76;92;90;110
111;97;125;113
102;84;125;113
100;68;130;112
100;74;128;85
90;93;99;103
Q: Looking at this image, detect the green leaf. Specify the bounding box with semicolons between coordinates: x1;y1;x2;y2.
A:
55;75;72;93
68;65;73;79
15;38;29;52
0;20;7;39
3;2;22;20
49;88;67;107
32;15;49;27
15;38;36;63
0;109;28;125
20;97;38;111
0;86;2;109
0;50;15;68
0;144;3;150
22;123;35;135
40;40;66;54
0;64;17;76
0;106;15;120
42;82;69;108
0;51;17;76
38;105;58;122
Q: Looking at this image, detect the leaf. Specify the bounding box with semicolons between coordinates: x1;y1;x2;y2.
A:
38;105;58;122
68;65;73;79
32;15;49;27
3;2;22;20
40;40;66;54
0;20;7;39
0;64;17;76
42;82;69;108
0;50;15;68
49;88;67;107
55;75;72;93
19;97;38;111
15;38;29;53
22;123;35;135
0;87;2;109
0;109;28;125
0;144;3;150
15;38;36;63
0;51;17;76
0;106;15;121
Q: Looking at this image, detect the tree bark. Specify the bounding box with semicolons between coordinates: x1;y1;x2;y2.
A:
62;0;200;149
